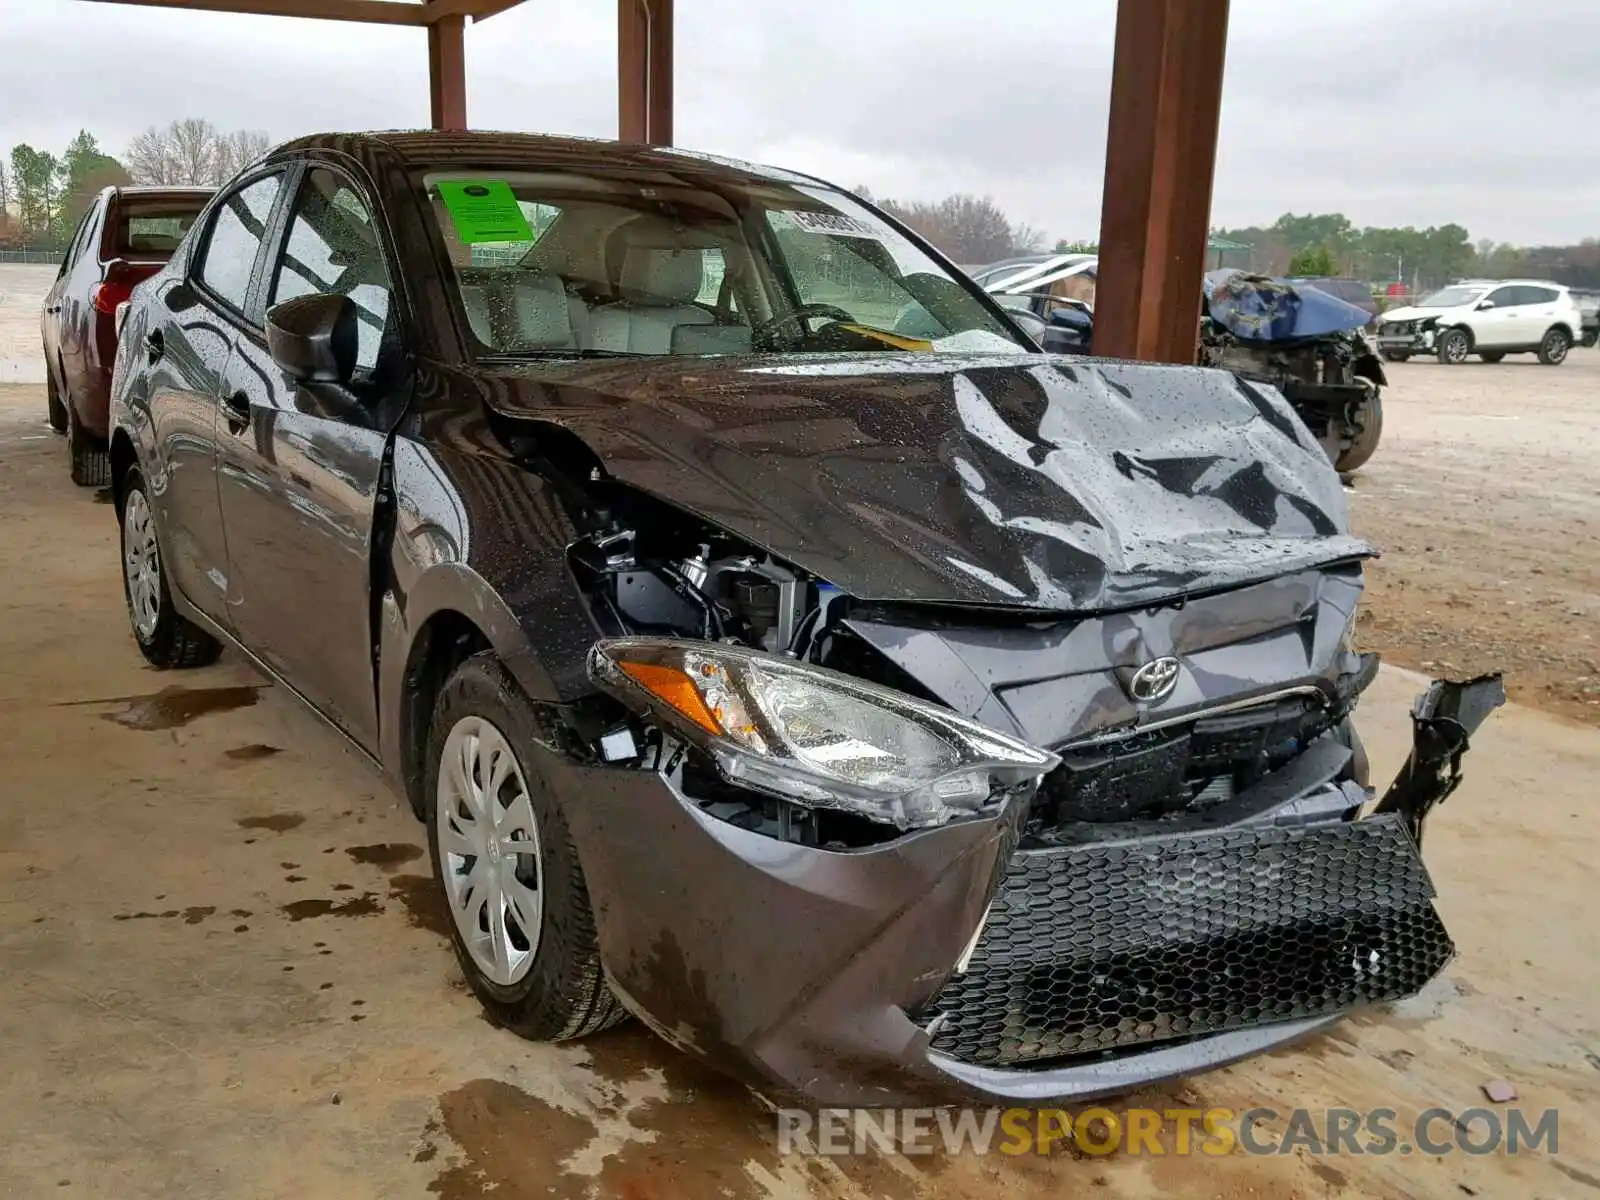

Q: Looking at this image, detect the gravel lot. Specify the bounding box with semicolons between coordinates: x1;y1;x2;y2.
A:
1349;353;1600;726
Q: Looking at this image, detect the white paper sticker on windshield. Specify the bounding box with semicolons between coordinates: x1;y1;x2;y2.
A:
784;209;882;239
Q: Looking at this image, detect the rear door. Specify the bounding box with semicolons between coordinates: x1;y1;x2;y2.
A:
1515;285;1562;343
215;162;405;751
144;170;288;622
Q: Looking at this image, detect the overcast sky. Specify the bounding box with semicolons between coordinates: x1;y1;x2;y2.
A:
5;0;1597;246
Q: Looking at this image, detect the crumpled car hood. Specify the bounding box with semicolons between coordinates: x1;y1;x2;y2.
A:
1378;305;1454;323
480;352;1372;612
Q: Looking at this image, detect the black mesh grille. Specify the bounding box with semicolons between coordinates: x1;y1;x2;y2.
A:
926;814;1453;1069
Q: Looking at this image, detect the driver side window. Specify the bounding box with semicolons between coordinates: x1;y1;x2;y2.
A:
270;168;395;379
1482;286;1517;309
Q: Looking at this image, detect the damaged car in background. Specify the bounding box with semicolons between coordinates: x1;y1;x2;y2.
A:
978;261;1387;473
107;131;1501;1107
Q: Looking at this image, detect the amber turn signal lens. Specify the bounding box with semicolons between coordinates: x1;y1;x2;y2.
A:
617;661;724;735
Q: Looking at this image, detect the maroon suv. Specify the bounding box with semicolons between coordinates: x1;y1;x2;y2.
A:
41;185;212;484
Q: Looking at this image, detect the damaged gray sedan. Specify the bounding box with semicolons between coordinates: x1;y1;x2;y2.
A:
106;131;1500;1108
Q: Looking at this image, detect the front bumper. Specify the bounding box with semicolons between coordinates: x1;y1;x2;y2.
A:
548;675;1503;1107
1377;328;1437;355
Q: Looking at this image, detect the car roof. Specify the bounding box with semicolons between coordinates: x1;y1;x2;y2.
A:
268;129;825;189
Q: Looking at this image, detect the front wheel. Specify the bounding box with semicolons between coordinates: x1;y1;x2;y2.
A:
1335;393;1384;473
425;652;626;1041
1436;329;1470;365
1538;328;1570;365
120;469;223;669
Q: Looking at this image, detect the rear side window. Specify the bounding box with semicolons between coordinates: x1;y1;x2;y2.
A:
196;173;284;314
1520;286;1559;305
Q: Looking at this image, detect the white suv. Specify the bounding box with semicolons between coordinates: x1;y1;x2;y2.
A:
1376;279;1583;366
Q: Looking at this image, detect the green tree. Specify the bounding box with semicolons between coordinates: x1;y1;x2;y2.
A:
9;144;61;243
1287;244;1337;276
58;129;130;236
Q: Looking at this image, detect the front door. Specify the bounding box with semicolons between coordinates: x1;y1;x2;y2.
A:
1473;285;1520;348
216;165;404;752
147;171;287;621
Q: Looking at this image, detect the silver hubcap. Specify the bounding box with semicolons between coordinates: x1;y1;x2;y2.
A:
436;717;544;986
1546;334;1566;361
122;489;161;639
1444;335;1466;362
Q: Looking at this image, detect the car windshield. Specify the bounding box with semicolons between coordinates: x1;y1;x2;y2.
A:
418;169;1029;359
1418;286;1486;308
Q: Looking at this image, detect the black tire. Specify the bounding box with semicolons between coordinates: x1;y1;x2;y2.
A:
1436;329;1470;365
1380;350;1410;363
1478;352;1505;364
45;365;68;433
1538;327;1570;365
67;405;111;487
424;652;626;1041
119;468;223;669
1335;393;1384;473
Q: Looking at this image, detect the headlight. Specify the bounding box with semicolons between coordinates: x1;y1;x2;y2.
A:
588;637;1059;830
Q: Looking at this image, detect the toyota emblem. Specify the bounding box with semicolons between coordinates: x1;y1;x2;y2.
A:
1127;656;1181;703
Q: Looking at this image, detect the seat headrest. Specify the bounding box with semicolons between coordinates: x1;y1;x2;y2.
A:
619;246;705;304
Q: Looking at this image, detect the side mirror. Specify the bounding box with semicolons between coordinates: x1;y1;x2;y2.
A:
1476;299;1496;310
266;292;358;384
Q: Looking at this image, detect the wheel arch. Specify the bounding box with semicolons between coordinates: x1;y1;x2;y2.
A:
383;563;564;821
108;427;138;514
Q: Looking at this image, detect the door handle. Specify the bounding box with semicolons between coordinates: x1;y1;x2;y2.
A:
144;330;164;364
220;391;252;432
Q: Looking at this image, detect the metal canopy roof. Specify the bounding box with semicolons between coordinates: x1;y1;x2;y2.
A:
76;0;1228;366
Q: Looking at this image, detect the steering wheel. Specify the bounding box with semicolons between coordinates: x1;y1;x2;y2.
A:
751;303;857;348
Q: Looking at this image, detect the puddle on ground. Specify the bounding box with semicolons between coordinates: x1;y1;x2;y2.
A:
112;906;215;925
238;813;304;832
226;743;282;762
93;684;263;731
389;874;451;938
346;843;423;868
423;1026;920;1200
280;894;382;922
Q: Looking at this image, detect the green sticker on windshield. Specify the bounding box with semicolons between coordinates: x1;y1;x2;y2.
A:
436;179;533;244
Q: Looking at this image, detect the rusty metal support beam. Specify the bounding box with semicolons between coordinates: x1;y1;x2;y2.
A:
617;0;673;145
428;12;468;130
1094;0;1230;364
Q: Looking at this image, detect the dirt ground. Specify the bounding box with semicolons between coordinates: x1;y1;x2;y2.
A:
1350;354;1600;727
1;366;1598;1199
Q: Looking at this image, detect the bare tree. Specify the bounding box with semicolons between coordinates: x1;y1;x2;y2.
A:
214;129;273;181
127;125;180;185
126;120;273;186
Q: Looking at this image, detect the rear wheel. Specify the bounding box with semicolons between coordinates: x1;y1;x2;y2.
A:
425;652;626;1041
120;469;223;669
1538;327;1570;365
67;405;110;487
1478;351;1505;364
45;366;68;433
1436;329;1470;365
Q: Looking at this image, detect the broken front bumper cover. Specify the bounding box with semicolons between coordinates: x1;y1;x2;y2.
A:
549;674;1503;1108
